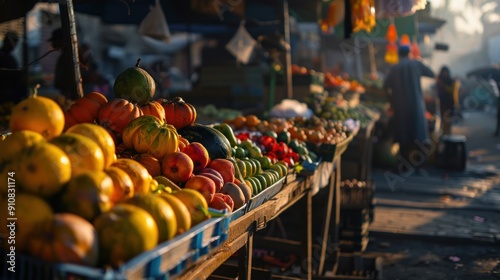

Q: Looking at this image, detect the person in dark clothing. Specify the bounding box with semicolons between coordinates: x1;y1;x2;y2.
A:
436;66;459;135
384;45;435;165
0;31;25;103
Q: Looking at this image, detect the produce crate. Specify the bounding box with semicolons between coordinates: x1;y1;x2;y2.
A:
246;176;286;212
334;253;383;280
340;181;374;210
1;216;230;280
306;132;355;162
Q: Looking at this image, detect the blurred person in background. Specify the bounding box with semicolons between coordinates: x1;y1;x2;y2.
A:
436;66;460;135
384;45;435;169
79;43;108;95
0;31;26;103
48;27;73;100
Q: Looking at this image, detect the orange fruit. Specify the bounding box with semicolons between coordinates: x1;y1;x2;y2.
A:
245;115;261;127
61;170;114;222
9;96;65;140
122;193;178;243
66;123;116;167
112;158;152;194
14;142;72;197
0;130;45;162
233;116;247;130
93;204;159;268
171;189;209;226
158;193;192;234
50;133;105;176
104;166;134;204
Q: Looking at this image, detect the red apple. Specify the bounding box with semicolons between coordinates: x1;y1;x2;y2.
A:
208;159;235;184
198;173;223;192
181;142;210;173
184;175;216;203
161;152;194;184
209;193;234;212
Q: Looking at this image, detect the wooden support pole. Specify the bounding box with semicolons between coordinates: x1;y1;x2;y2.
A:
59;0;83;99
282;0;293;99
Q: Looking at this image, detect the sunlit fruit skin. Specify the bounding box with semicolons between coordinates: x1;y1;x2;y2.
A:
139;101;165;121
122;115;179;160
50;133;105;176
157;97;197;129
161;151;194;185
111;158;152;194
9;96;65;140
113;61;156;105
93;204;159;268
0;130;45;163
171;189;209;226
158;193;192;235
61;170;114;222
14;142;72;197
28;213;99;267
66;123;116;168
98;98;143;140
64;92;108;130
104;166;134;204
134;153;162;177
122;193;178;243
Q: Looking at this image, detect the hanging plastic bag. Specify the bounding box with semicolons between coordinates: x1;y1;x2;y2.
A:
225;22;257;64
139;0;171;43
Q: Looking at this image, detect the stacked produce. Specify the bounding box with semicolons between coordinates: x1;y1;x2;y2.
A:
0;60;282;271
223;114;352;177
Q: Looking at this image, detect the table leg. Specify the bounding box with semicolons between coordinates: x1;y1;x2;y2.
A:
238;231;253;280
317;158;341;276
300;189;313;280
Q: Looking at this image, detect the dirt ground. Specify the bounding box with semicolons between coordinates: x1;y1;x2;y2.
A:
365;235;500;280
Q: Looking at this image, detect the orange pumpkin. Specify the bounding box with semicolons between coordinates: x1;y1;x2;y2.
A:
122;115;179;160
157;97;196;129
64;92;108;129
98;98;143;140
139;101;165;122
134;153;162;177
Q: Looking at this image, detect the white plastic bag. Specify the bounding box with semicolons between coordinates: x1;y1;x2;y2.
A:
225;22;257;64
139;0;171;43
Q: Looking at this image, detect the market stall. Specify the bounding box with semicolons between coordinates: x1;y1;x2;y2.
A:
0;1;441;279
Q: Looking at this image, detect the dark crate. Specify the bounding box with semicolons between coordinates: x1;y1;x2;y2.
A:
340;209;370;230
334;253;383;279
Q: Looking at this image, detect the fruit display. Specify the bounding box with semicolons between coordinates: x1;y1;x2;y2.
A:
0;62;357;277
324;72;365;93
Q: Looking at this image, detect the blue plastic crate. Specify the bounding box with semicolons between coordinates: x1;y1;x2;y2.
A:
1;215;230;280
